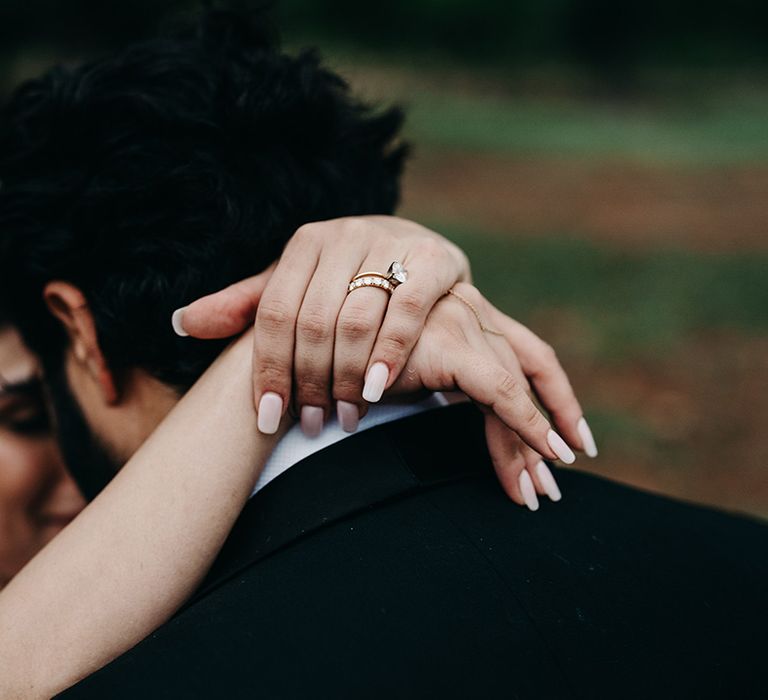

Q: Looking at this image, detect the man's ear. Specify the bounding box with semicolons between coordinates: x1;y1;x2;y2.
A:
43;281;119;405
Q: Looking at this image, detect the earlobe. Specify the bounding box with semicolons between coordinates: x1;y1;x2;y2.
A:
43;281;119;405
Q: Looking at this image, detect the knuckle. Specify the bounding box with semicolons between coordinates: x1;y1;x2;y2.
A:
295;377;329;404
337;310;377;341
379;326;411;356
256;299;292;333
297;308;333;344
256;356;289;388
393;288;427;320
539;341;558;363
521;405;545;432
332;377;362;401
339;216;366;239
294;222;321;242
497;372;523;403
415;236;445;260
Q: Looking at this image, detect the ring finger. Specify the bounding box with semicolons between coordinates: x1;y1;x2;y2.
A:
332;253;398;430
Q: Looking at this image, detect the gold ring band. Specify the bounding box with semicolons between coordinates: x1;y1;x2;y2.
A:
348;261;407;296
351;271;390;283
347;276;396;295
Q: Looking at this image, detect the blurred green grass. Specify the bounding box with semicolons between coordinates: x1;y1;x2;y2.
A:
406;93;768;165
435;225;768;359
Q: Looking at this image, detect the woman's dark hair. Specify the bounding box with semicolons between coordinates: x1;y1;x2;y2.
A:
0;8;407;390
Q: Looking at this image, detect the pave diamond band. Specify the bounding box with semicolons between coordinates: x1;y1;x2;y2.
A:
347;275;396;295
347;261;407;297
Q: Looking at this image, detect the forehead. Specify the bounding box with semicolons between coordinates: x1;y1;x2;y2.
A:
0;326;38;386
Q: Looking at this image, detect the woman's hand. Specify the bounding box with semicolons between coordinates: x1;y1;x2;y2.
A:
172;216;597;508
388;282;595;509
173;215;471;435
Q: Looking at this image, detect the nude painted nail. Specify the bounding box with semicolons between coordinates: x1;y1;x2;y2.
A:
300;405;324;438
577;417;598;458
362;362;389;403
535;461;562;502
547;429;576;464
519;470;539;511
337;401;360;433
171;307;189;337
257;392;283;435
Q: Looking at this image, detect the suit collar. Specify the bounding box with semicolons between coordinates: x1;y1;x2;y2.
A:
250;394;449;496
183;401;488;609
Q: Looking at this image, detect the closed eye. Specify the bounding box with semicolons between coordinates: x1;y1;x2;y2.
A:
0;377;52;437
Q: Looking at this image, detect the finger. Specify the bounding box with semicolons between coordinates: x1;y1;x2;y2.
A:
332;279;390;423
293;247;367;435
363;238;466;403
446;347;575;464
483;413;529;508
482;333;561;506
172;264;275;339
252;234;324;433
489;308;595;457
530;459;563;504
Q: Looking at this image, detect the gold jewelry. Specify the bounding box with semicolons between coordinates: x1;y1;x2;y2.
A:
446;288;504;336
351;271;390;283
348;261;407;296
347;275;395;295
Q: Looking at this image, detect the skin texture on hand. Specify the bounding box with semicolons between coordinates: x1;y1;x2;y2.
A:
177;216;472;429
172;217;597;509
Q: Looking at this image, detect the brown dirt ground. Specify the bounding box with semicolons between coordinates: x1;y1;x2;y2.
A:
401;150;768;252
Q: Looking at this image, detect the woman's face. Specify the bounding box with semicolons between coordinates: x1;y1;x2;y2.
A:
0;325;85;586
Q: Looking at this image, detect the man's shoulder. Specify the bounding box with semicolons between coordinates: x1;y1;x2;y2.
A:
58;403;768;699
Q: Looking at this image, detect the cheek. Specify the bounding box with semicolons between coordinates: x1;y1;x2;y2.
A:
0;432;52;507
0;433;60;582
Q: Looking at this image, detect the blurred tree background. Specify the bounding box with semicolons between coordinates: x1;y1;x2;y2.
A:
1;1;766;517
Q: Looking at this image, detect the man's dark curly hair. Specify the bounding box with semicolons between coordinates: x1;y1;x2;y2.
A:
0;8;407;391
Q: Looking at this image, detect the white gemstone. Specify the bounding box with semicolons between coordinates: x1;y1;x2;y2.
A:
390;261;408;284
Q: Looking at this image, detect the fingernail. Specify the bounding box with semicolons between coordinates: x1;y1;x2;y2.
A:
535;461;562;502
547;429;576;464
300;406;324;438
519;470;539;511
577;417;598;458
337;401;360;433
171;307;189;337
257;392;283;434
362;362;389;403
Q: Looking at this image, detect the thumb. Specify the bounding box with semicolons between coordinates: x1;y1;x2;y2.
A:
172;265;275;339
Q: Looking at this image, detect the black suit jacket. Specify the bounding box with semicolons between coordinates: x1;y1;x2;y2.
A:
59;403;768;699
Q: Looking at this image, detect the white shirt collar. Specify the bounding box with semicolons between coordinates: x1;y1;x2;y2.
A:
250;393;449;497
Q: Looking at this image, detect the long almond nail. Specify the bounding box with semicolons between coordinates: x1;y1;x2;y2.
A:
171;307;189;337
577;417;598;458
300;406;324;438
519;470;539;511
547;429;576;464
362;362;389;403
337;401;359;433
257;392;283;434
535;461;562;502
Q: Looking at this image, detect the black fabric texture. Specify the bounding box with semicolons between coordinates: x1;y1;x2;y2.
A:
58;402;768;699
